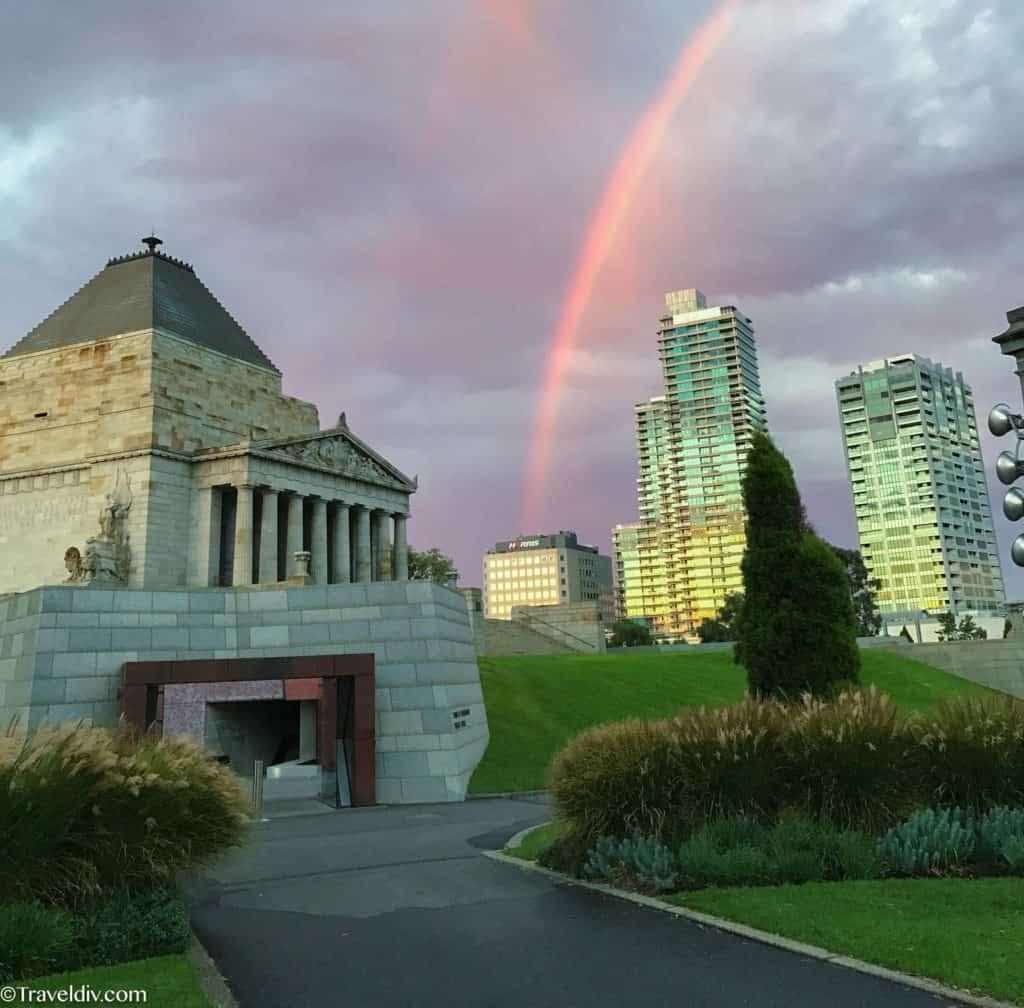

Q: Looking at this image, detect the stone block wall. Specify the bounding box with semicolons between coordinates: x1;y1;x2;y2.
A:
0;581;489;803
509;601;607;652
0;333;157;473
149;330;319;452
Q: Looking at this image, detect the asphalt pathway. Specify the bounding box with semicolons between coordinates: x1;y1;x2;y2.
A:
188;796;971;1008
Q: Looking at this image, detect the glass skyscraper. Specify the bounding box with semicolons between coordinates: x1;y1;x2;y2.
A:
836;354;1005;619
611;522;642;620
620;289;766;639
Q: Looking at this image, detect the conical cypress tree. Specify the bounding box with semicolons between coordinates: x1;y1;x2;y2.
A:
734;431;859;696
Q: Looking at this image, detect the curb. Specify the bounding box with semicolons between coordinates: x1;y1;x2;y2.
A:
468;789;548;801
503;822;544;850
484;838;1018;1008
188;935;239;1008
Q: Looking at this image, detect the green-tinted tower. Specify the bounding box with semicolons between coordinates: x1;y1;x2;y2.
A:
836;354;1005;619
627;289;766;639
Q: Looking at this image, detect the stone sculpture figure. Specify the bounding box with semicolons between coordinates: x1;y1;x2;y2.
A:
66;470;134;585
63;547;84;583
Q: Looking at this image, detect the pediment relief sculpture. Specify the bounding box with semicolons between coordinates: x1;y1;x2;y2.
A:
263;433;415;490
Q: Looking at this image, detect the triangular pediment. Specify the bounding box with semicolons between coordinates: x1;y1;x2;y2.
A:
254;425;417;492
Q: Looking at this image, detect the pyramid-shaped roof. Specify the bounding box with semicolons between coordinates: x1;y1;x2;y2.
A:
3;244;279;372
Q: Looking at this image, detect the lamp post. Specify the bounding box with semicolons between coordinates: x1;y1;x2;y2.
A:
990;306;1024;567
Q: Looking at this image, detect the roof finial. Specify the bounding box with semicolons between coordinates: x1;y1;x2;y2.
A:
142;234;163;254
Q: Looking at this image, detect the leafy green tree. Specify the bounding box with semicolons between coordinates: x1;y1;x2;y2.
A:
734;431;860;697
1005;618;1013;639
407;547;459;585
935;611;987;641
935;611;958;642
957;615;987;640
698;592;744;642
609;619;653;647
830;546;882;636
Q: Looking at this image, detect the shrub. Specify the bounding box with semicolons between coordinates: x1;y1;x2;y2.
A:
0;721;250;906
676;813;879;888
0;904;77;981
583;835;677;892
550;689;1024;847
829;830;882;880
664;697;790;835
977;807;1024;873
878;805;1024;877
74;885;191;967
878;808;977;876
786;688;915;833
679;839;774;888
1000;836;1024;872
548;717;681;843
912;695;1024;811
537;828;592;877
734;431;859;697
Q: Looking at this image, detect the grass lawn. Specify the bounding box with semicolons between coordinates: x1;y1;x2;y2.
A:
469;647;995;793
675;878;1024;1005
24;954;210;1007
505;821;565;860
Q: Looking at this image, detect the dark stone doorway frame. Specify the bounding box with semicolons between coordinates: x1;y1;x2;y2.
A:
119;654;375;806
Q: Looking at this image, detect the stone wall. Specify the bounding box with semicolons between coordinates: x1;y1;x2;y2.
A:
0;580;489;803
149;330;319;452
0;329;326;595
509;601;607;652
480;619;574;656
0;331;321;475
0;332;157;472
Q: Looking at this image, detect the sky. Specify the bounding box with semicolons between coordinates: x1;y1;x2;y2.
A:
2;0;1023;593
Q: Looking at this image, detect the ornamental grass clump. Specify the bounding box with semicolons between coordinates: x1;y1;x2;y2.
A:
549;699;789;845
0;721;250;906
547;717;680;843
786;687;915;833
911;695;1024;811
549;688;1024;851
664;696;789;832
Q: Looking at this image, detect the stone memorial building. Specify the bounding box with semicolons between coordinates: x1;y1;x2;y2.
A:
0;238;488;805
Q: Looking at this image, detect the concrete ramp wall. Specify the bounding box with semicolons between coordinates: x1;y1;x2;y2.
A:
877;638;1024;699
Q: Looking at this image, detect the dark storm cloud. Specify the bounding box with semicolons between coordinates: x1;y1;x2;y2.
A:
2;0;1022;587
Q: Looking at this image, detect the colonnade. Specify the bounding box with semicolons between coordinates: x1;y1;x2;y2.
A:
224;484;408;587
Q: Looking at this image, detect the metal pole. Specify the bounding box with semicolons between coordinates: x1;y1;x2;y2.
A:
251;759;264;813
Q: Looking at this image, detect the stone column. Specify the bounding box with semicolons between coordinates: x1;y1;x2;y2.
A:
286;494;304;577
332;503;351;583
374;510;391;582
258;488;279;584
192;485;221;587
354;506;371;583
232;484;254;587
393;513;409;581
310;498;328;585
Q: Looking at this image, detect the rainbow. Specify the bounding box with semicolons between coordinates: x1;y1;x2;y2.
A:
522;0;740;530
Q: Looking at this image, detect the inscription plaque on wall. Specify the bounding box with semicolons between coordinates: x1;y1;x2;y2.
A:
0;494;91;531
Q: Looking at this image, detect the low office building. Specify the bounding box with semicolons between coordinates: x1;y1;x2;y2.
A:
0;238;488;805
483;531;613;621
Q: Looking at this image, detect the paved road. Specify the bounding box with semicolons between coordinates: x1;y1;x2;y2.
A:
188;796;969;1008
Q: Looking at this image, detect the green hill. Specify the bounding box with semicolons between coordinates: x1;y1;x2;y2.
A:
468;647;995;794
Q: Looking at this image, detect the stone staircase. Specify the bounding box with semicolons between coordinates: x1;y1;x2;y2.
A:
481;619;575;656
